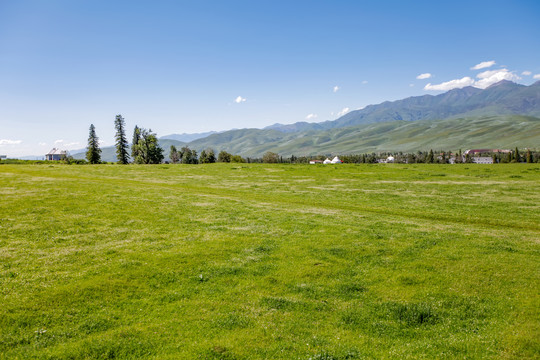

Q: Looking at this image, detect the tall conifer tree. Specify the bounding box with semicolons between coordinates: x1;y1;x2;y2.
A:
131;126;141;160
114;114;129;164
86;124;101;164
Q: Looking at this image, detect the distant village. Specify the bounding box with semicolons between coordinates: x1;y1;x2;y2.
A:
16;146;537;165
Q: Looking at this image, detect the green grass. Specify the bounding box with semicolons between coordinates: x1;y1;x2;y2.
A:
1;163;539;359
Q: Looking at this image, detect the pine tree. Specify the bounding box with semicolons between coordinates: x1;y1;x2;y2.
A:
131;126;141;160
514;147;520;163
86;124;101;164
114;115;129;164
426;149;434;163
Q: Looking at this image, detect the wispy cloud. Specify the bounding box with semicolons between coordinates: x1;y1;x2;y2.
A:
362;80;368;84
54;139;64;144
234;96;246;103
425;65;521;91
475;69;520;88
333;86;339;93
0;139;22;145
522;71;532;76
471;60;495;70
424;77;475;91
416;73;432;80
64;142;80;147
337;107;350;117
305;113;318;120
409;84;415;87
534;74;540;80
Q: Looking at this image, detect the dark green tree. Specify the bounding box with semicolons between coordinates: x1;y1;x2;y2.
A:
133;128;164;164
426;149;434;163
114;114;129;164
514;147;521;163
200;148;216;163
218;150;232;163
131;126;141;160
178;146;197;164
86;124;101;164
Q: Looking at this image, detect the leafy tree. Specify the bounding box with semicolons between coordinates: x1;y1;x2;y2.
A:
133;128;164;164
262;151;279;163
114;114;129;164
231;155;245;163
218;150;232;163
526;149;533;163
178;146;197;164
86;124;101;164
200;148;216;163
170;145;180;164
131;126;141;160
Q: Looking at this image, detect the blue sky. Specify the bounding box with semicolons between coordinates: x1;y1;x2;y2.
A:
1;0;539;157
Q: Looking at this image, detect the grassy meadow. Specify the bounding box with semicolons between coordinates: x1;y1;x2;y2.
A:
0;163;539;359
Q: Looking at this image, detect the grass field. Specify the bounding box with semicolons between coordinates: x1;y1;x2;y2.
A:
1;163;539;359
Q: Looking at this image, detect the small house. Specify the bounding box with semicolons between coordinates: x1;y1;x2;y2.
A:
45;148;67;161
323;158;332;164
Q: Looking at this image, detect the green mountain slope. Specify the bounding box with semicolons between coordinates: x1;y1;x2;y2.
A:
189;115;540;156
267;80;540;132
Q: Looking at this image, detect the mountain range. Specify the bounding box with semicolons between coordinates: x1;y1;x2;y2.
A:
73;80;540;161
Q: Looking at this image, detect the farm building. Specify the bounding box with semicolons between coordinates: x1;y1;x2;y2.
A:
309;160;323;164
323;158;332;164
45;148;67;161
331;156;342;164
472;157;494;164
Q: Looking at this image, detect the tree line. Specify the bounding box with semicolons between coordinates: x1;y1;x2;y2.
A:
83;118;539;164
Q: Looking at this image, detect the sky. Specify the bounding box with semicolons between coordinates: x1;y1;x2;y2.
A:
1;0;539;157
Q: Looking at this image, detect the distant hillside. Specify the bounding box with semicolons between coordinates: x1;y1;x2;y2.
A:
160;131;216;142
189;115;540;157
266;80;540;132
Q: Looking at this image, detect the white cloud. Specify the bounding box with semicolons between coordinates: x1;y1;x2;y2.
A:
471;60;496;70
337;107;350;117
64;142;80;147
424;77;475;91
522;71;532;76
475;68;520;88
333;86;339;93
424;68;521;91
0;139;22;145
305;113;318;120
416;73;432;80
54;139;64;144
234;96;246;103
534;74;540;80
362;80;368;84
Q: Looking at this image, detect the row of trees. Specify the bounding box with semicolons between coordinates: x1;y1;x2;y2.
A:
85;115;165;164
85;119;540;164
